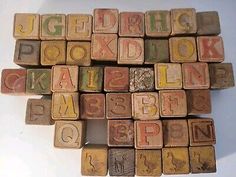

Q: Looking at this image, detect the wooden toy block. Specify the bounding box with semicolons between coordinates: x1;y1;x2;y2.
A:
145;10;171;37
14;40;40;66
144;39;169;64
188;118;216;146
13;13;40;39
54;120;86;149
135;150;162;176
52;92;79;120
159;90;187;117
81;145;108;176
155;63;182;89
169;37;197;62
25;98;54;125
26;69;51;94
91;34;118;61
129;67;154;92
66;41;91;66
41;41;66;66
106;93;131;119
118;38;144;65
163;120;189;147
79;67;103;92
186;89;211;115
104;66;129;92
197;36;224;62
209;63;235;89
119;12;144;37
108;120;134;147
51;65;78;92
80;93;105;119
66;14;92;40
40;14;66;40
189;146;216;173
162;147;190;174
182;63;210;89
132;92;159;120
135;120;163;149
93;8;119;33
197;11;221;35
109;148;135;176
1;69;26;94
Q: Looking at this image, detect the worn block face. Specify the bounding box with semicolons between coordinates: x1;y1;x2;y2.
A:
51;65;78;92
109;148;135;176
80;93;105;119
14;13;40;39
159;90;187;117
171;8;197;35
145;10;171;37
1;69;26;94
54;120;85;148
135;120;163;149
106;93;131;119
108;120;134;147
182;63;210;89
66;42;91;66
66;14;92;40
197;36;224;62
170;37;197;62
104;67;129;92
188;118;216;146
40;14;66;40
155;63;182;89
26;69;51;94
79;67;103;92
189;146;216;173
93;9;119;33
52;92;79;120
41;41;66;66
119;12;144;37
162;147;190;174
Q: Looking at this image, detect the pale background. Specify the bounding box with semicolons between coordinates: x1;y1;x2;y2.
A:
0;0;236;176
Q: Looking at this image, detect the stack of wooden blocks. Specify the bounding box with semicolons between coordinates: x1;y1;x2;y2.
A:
1;8;235;176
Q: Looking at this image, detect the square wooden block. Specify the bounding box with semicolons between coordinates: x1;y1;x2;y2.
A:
132;92;159;120
51;65;78;92
104;67;129;92
182;63;210;89
188;118;216;146
93;8;119;33
66;14;92;40
135;120;163;149
197;36;224;62
119;12;144;37
52;92;79;120
155;63;182;89
54;120;86;149
14;13;40;39
106;93;131;119
80;93;105;119
108;120;134;147
145;10;171;37
159;90;187;117
118;38;144;64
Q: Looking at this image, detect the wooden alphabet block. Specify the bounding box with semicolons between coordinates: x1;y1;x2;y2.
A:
108;120;134;147
109;148;135;176
188;118;216;146
81;145;108;176
182;63;210;89
135;120;163;149
54;120;86;148
14;13;40;39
